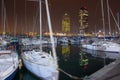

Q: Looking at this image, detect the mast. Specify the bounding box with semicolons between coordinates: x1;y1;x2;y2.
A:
14;0;17;36
2;0;6;34
1;0;6;35
45;0;58;66
25;0;27;34
107;0;111;36
101;0;105;38
1;0;3;33
39;0;42;51
4;7;6;34
117;13;120;32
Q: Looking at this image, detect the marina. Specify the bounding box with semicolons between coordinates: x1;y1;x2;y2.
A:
0;0;120;80
11;43;115;80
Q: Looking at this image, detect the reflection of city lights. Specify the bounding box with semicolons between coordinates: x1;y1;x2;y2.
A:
99;30;101;32
56;33;66;36
97;30;104;37
2;32;6;35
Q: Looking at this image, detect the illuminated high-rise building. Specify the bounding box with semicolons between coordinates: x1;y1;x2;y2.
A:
78;6;88;35
62;13;70;33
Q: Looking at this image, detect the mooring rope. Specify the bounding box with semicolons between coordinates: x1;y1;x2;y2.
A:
58;68;82;80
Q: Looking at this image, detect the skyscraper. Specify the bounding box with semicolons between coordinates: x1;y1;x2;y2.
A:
78;6;88;35
62;13;70;33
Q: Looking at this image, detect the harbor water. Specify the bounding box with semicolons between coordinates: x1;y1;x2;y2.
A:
13;44;114;80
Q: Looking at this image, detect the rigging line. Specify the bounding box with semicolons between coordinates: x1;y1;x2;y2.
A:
109;8;120;33
94;0;100;34
94;0;100;20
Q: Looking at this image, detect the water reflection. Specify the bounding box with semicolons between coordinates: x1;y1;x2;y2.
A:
13;45;114;80
79;51;88;69
82;48;120;59
13;66;41;80
61;45;70;61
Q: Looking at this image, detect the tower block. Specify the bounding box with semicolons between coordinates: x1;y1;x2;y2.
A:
62;13;70;34
79;6;88;36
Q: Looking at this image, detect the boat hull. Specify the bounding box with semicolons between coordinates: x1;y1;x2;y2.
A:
0;51;19;80
5;67;18;80
22;56;59;80
82;42;120;53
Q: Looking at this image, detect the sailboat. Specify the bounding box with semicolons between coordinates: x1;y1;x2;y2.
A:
0;47;19;80
21;0;59;80
0;0;19;80
82;0;120;54
82;40;120;53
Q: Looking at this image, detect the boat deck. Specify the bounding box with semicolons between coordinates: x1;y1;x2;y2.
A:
0;61;13;77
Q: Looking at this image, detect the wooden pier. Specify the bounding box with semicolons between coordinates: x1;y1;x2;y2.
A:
84;58;120;80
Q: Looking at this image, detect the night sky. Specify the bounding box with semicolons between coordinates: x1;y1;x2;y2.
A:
0;0;120;34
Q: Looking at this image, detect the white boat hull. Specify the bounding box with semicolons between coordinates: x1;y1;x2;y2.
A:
0;51;19;80
21;51;59;80
82;41;120;53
